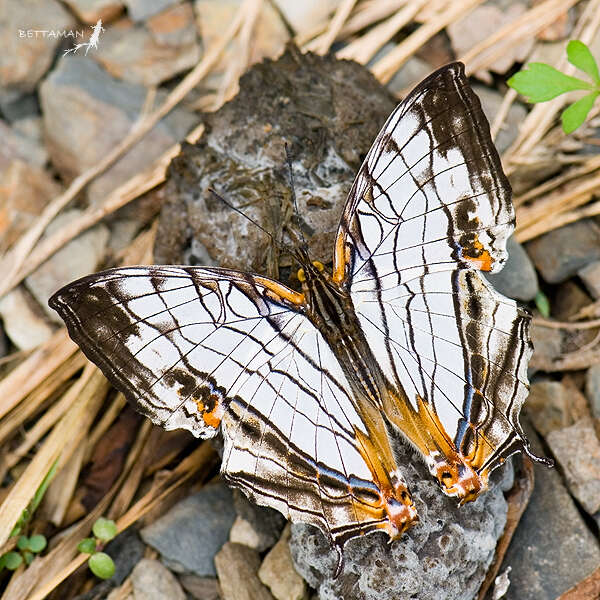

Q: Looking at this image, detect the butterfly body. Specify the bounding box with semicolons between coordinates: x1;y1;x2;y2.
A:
50;62;548;554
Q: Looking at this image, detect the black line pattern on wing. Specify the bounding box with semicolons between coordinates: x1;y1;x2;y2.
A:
337;63;529;474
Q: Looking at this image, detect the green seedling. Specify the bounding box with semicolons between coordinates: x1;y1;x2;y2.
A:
77;517;117;580
508;40;600;133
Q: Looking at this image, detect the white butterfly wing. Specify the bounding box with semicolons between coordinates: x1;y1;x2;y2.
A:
50;266;415;546
334;63;543;499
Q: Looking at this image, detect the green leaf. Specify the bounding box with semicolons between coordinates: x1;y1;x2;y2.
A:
92;518;117;542
23;551;34;565
88;552;115;580
16;536;29;551
508;63;594;102
534;290;551;318
28;534;47;553
567;40;600;85
4;552;23;570
10;459;59;537
77;538;97;554
561;91;599;133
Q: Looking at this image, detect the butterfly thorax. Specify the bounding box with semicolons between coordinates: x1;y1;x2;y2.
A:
302;267;384;407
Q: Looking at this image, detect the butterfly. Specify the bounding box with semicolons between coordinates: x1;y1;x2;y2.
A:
50;62;548;555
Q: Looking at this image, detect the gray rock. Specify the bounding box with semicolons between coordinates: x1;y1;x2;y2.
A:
529;323;564;372
131;558;186;600
0;0;75;93
25;209;109;323
259;526;307;600
104;528;146;584
178;574;220;600
0;286;54;350
0;159;62;253
526;219;600;284
586;364;600;419
124;0;178;21
231;489;286;552
290;432;509;600
141;482;236;576
546;418;600;515
63;0;124;24
447;4;533;76
0;120;47;168
40;56;198;204
473;86;528;154
496;421;600;599
525;380;572;437
578;260;600;299
93;5;201;86
485;235;538;301
0;92;39;123
215;542;275;600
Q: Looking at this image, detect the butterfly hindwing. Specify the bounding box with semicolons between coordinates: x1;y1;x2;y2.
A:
334;62;536;500
50;266;416;546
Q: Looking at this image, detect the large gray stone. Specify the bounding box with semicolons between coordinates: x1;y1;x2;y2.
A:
546;418;600;515
0;0;75;92
496;421;600;599
473;86;528;154
40;56;198;204
526;219;600;284
485;235;538;301
141;482;237;577
130;558;186;600
290;432;510;600
215;542;275;600
93;4;201;86
25;209;109;323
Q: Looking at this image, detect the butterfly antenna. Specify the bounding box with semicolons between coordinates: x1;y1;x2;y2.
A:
208;188;300;260
284;143;310;256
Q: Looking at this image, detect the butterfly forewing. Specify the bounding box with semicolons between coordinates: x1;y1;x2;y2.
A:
50;266;416;547
335;62;535;500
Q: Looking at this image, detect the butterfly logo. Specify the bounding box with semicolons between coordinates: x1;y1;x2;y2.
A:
50;62;550;559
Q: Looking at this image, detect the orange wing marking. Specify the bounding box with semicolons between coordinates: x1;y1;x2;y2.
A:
461;234;494;271
255;277;305;305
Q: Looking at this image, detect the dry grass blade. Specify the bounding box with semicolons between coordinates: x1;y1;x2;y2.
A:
336;0;428;65
490;88;518;143
2;122;203;297
215;0;264;107
0;329;78;421
298;0;408;47
460;0;581;76
371;0;483;84
477;458;535;600
534;317;600;330
313;0;358;56
515;171;600;241
0;0;247;300
0;365;108;548
24;442;216;600
0;351;86;447
513;155;600;207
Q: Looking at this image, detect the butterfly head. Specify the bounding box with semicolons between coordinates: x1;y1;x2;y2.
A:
297;259;326;284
